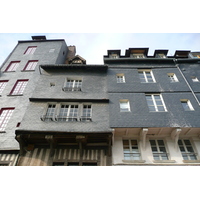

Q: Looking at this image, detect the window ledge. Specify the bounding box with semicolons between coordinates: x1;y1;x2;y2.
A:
153;160;176;163
122;160;146;163
182;160;200;163
7;94;23;96
0;131;6;133
21;70;35;72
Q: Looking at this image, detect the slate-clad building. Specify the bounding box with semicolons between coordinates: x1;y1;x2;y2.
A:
1;35;200;166
104;48;200;165
15;56;112;166
0;36;70;165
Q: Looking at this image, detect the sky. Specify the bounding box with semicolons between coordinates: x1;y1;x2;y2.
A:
0;33;200;66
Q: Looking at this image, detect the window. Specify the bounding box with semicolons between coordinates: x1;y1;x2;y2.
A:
0;108;14;131
132;54;145;58
168;73;178;82
80;105;92;121
43;104;56;121
146;94;167;112
116;74;125;83
58;105;78;121
23;60;38;71
178;140;197;160
63;79;82;91
24;46;37;54
180;99;194;111
119;100;130;112
138;70;156;83
156;54;166;58
0;80;8;95
10;79;28;95
110;53;119;59
123;140;141;160
191;76;199;82
5;61;20;72
150;140;168;160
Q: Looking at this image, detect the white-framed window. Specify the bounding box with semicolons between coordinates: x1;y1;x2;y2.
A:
119;100;130;112
145;94;167;112
156;54;166;58
63;78;82;91
44;104;56;121
58;104;79;121
5;61;20;72
138;70;156;83
150;140;168;160
116;74;125;83
81;105;92;121
0;80;8;95
10;79;28;95
180;99;194;111
178;139;197;160
191;76;199;82
0;108;15;131
24;46;37;55
123;140;141;160
110;53;119;59
168;73;179;82
132;54;145;58
23;60;38;71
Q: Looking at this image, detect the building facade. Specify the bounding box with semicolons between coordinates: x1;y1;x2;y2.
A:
1;35;200;166
0;36;70;165
104;48;200;165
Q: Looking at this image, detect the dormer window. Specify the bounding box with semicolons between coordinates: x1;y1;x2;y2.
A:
132;54;145;58
156;54;166;58
110;53;119;59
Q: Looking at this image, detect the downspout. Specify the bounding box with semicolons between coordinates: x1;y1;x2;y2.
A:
174;58;200;106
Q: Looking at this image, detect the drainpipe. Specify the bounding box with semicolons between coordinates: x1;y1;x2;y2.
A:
174;58;200;106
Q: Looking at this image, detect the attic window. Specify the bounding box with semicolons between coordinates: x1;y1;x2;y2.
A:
72;59;82;64
156;54;166;58
110;53;119;59
132;54;145;58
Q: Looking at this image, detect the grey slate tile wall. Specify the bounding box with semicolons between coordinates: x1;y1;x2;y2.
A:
108;63;200;128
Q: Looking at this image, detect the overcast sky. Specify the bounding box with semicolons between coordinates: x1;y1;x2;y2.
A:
0;33;200;66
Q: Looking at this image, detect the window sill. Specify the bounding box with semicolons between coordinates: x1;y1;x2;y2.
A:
153;160;176;163
122;160;146;163
0;131;6;133
21;70;35;72
182;160;200;163
7;94;23;96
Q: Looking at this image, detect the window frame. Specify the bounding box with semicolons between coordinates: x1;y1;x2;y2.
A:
138;69;156;83
57;104;79;122
116;73;125;83
123;139;141;161
23;60;38;71
4;61;20;72
119;99;131;112
24;46;37;55
80;104;92;122
63;78;82;91
191;76;199;82
145;94;167;112
0;107;15;132
180;99;194;111
9;79;29;96
178;139;197;160
167;73;179;83
132;53;145;58
150;140;169;161
0;80;9;95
